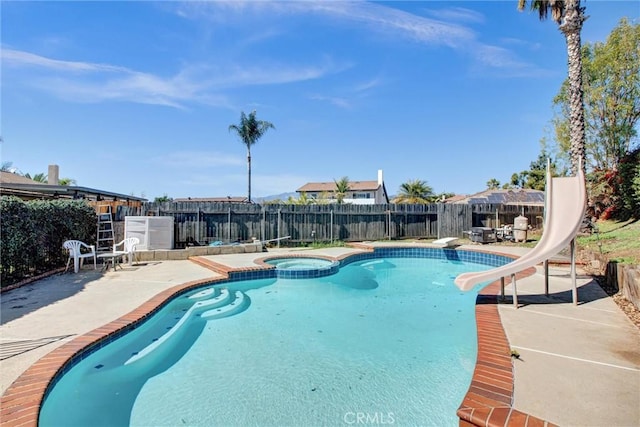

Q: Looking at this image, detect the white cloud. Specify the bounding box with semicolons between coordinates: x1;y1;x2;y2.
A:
2;48;127;73
353;77;383;93
424;7;485;24
309;94;351;109
178;1;476;48
469;43;552;77
177;0;542;76
2;48;345;108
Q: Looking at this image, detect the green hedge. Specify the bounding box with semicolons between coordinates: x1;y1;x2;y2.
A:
1;196;97;288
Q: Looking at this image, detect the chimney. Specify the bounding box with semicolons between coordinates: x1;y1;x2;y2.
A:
48;164;59;185
377;169;383;186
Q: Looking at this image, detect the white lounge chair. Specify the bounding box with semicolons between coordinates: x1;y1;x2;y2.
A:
113;237;139;266
63;240;97;273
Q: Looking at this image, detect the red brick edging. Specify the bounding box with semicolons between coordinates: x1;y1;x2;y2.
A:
1;247;556;427
458;267;557;427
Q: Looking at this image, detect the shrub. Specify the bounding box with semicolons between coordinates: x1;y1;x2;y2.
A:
0;197;97;288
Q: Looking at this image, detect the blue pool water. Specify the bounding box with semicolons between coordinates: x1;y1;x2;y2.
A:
40;251;501;426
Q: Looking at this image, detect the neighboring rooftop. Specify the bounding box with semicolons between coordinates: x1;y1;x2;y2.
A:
297;180;381;193
172;197;249;203
0;169;147;202
448;188;544;205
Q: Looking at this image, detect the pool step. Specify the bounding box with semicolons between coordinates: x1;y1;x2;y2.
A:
188;287;217;301
201;291;248;320
124;289;233;365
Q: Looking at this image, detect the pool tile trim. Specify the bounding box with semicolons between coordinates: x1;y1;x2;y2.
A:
1;246;555;427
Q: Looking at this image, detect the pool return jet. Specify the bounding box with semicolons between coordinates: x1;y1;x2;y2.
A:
454;160;587;307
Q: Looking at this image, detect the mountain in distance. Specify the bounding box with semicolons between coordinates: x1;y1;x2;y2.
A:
254;192;297;203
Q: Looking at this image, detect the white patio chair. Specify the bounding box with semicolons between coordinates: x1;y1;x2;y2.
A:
63;240;97;273
113;237;140;266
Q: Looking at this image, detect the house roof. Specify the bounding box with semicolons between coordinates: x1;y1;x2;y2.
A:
442;194;467;203
297;180;381;193
173;197;249;203
0;171;41;184
0;172;147;202
450;188;545;205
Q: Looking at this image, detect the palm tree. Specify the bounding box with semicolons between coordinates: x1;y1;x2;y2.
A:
24;172;47;182
394;179;434;204
334;176;350;204
228;110;275;202
58;177;77;186
486;178;501;189
518;0;586;175
1;161;14;172
296;192;313;205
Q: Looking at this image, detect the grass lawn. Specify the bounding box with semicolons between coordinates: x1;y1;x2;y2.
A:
578;219;640;265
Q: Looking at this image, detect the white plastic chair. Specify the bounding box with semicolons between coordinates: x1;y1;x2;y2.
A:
113;237;139;266
63;240;97;273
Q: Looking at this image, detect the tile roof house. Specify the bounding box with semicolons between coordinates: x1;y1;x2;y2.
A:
296;170;389;204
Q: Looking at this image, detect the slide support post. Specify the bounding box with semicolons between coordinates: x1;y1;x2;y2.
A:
571;238;577;306
544;259;549;296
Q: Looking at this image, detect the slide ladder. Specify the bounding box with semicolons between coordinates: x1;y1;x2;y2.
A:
96;205;115;253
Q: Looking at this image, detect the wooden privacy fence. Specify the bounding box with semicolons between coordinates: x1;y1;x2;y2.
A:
114;202;544;249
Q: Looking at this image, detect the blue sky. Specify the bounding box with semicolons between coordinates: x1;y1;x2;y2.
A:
2;1;638;200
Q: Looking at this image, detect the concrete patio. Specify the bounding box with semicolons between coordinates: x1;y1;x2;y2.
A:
1;244;638;426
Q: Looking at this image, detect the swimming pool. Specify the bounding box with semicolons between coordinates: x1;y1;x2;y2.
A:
39;249;509;426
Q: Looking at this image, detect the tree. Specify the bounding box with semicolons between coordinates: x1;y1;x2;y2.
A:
519;0;587;175
228;110;275;203
154;194;173;203
552;19;639;218
296;192;313;205
523;151;553;190
555;18;639;173
486;178;501;190
394;179;434;204
24;172;47;182
58;177;77;186
334;176;350;204
503;173;525;189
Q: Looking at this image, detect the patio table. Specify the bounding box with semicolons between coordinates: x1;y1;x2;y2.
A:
97;253;124;272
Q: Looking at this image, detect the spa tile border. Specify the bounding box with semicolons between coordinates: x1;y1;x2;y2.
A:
1;245;554;427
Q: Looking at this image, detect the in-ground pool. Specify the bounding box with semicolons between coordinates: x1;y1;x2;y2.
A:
39;249;509;426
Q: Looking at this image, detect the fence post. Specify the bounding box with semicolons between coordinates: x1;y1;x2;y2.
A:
261;207;265;242
228;207;231;243
330;210;334;243
277;208;281;248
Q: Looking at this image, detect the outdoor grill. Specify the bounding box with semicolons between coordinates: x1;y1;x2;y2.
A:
469;227;496;244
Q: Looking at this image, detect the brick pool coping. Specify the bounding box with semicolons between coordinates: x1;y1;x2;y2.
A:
0;246;555;427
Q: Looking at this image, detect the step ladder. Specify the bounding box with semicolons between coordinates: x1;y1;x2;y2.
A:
97;205;115;253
